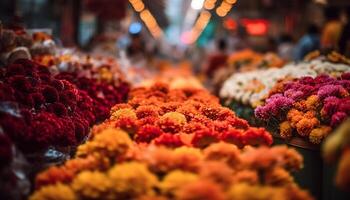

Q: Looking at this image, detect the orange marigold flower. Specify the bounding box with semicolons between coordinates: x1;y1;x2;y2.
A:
110;108;137;120
139;146;176;174
279;121;293;139
157;112;186;133
225;117;249;130
150;82;169;94
264;167;294;186
232;170;259;185
173;147;203;172
35;166;74;189
244;127;273;146
176;180;225;200
115;117;138;136
160;102;181;115
160;170;199;196
167;90;187;102
136;105;160;119
71;171;113;199
296;118;320;137
220;129;245;148
76;128;132;159
309;126;332;144
203;142;241;168
183;122;208;134
108;162;158;198
305;95;320;111
135;125;163;143
110;103;132;115
269;146;303;171
199;161;234;189
154;133;184;148
30;183;77;200
138;116;159;126
191;129;220;148
287;109;303;127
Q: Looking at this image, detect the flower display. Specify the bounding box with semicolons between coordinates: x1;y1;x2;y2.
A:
56;72;129;121
255;73;350;144
31;128;312;200
211;50;285;92
103;82;273;148
0;59;95;151
220;56;350;108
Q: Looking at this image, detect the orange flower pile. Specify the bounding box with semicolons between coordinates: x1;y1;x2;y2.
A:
93;82;273;148
31;128;312;200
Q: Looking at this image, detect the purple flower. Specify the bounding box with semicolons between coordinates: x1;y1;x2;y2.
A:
317;85;348;99
322;96;340;116
255;95;294;121
299;76;316;85
314;74;335;85
331;112;348;127
284;89;305;100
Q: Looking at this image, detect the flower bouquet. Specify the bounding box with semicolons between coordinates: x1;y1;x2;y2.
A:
255;73;350;144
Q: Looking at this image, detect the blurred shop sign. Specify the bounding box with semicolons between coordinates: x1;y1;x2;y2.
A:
240;19;269;36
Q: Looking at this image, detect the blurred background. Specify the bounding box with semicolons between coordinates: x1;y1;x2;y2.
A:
1;0;350;70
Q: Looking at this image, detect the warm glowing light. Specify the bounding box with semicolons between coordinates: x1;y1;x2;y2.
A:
140;9;163;38
204;0;217;10
129;0;145;12
224;18;237;30
184;11;211;44
191;0;205;10
225;0;237;4
241;19;269;36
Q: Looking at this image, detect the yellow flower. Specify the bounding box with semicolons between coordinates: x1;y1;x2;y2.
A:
110;108;137;120
161;112;187;125
309;126;332;144
305;95;320;111
173;147;203;172
279;121;292;139
176;180;225;200
108;162;158;198
71;171;113;199
264;167;294;186
76;128;132;159
30;183;77;200
160;170;198;195
203;142;241;169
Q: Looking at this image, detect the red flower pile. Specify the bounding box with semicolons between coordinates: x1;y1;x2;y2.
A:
55;72;129;122
95;82;273;148
0;59;95;151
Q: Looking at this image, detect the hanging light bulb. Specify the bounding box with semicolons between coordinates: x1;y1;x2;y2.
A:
191;0;205;10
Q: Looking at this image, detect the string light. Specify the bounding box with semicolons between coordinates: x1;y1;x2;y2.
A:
183;11;212;44
129;0;145;12
191;0;206;10
215;0;237;17
204;0;217;10
129;0;163;39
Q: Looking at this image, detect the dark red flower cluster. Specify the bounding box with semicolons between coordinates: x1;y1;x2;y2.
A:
101;82;273;148
0;59;95;151
55;72;129;121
